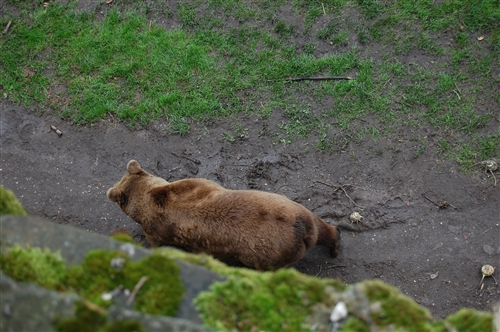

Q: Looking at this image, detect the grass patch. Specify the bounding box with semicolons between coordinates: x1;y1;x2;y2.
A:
1;0;499;168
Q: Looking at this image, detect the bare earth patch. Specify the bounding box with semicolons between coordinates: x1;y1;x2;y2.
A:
1;98;499;319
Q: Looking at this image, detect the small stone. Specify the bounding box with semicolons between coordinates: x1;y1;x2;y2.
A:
110;257;126;270
483;245;495;255
330;301;348;322
101;292;113;301
3;303;11;317
430;271;439;280
119;243;135;257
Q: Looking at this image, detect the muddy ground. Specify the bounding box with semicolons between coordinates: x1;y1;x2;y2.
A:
1;98;499;319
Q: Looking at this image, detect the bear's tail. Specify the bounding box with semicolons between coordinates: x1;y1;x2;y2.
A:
315;216;341;258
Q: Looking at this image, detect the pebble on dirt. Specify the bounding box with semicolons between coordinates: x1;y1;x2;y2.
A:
483;244;495;255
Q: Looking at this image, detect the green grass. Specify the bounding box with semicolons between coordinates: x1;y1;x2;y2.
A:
1;0;499;168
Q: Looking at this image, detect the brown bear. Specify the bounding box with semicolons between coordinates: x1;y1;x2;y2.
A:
107;160;341;270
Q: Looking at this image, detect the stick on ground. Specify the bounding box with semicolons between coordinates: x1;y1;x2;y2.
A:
267;76;354;82
126;276;148;306
171;151;201;164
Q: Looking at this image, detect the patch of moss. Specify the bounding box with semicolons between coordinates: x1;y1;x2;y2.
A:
110;232;137;245
124;254;184;316
0;245;67;290
66;249;184;316
0;185;28;216
340;316;370;332
444;308;493;332
54;301;107;332
1;245;184;318
54;300;146;332
155;247;252;277
102;320;147;332
363;280;432;331
156;247;345;291
66;250;130;308
194;267;343;331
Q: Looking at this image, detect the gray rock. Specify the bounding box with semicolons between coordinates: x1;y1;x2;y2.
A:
0;272;79;332
0;215;150;265
107;306;212;332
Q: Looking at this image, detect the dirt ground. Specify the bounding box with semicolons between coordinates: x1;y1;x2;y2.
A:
1;97;499;319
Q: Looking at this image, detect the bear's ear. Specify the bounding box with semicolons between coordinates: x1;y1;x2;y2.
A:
107;187;120;202
150;186;169;207
127;160;144;175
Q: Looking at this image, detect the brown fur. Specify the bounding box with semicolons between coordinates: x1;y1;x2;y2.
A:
107;160;341;270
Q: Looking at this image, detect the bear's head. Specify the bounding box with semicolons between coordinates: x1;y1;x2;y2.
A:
107;160;169;218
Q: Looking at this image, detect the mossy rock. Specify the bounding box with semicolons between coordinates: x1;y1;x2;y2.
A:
0;245;67;290
195;268;344;331
155;247;346;331
65;249;185;316
443;308;493;332
1;229;495;332
155;248;496;332
0;246;184;319
0;185;27;216
363;279;433;331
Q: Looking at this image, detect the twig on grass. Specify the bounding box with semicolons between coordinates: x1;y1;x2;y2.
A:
267;76;353;82
126;276;148;306
3;20;12;34
382;78;392;88
454;81;461;94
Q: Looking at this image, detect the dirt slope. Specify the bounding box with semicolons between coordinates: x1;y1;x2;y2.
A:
1;99;499;318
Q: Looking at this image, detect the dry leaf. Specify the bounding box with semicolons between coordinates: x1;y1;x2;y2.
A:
459;24;464;30
478;36;484;41
43;2;49;7
106;0;113;4
430;271;439;280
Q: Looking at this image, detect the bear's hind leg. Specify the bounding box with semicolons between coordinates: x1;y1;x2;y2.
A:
315;218;341;258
